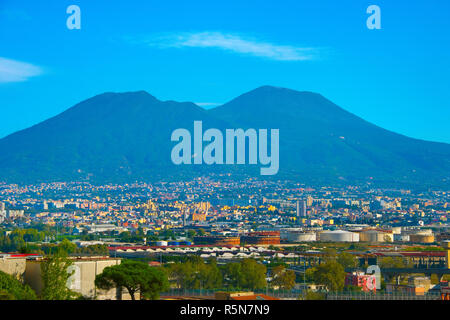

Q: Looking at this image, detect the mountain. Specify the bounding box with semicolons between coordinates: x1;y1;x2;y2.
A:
209;86;450;186
0;86;449;187
0;91;227;182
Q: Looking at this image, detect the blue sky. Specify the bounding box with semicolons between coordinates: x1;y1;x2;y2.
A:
1;0;449;142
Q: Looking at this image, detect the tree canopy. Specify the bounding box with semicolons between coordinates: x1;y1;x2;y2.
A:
336;252;358;269
166;256;222;290
378;257;411;269
310;261;346;292
271;265;296;290
41;253;79;300
0;271;37;300
222;259;267;290
95;259;169;300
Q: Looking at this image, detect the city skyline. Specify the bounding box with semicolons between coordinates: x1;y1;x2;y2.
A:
2;1;450;307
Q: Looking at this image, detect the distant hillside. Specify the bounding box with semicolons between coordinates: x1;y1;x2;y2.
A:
0;86;449;187
208;86;450;187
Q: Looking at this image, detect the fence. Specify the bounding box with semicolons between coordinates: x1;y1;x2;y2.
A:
325;292;441;300
161;288;442;300
161;288;302;299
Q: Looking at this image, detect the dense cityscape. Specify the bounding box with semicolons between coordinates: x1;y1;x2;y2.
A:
1;177;450;300
2;1;450;313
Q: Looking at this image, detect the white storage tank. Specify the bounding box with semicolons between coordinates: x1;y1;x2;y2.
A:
319;230;359;242
287;231;317;242
359;230;393;243
280;228;303;241
394;234;410;242
416;229;433;236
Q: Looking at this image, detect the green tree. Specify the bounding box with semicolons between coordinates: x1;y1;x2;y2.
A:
57;238;77;255
312;261;346;292
378;257;410;269
337;252;358;269
222;262;242;289
348;243;368;251
0;228;48;253
167;262;189;289
166;256;222;290
343;284;362;293
200;258;223;290
271;265;296;290
223;259;267;290
118;231;132;242
95;260;169;300
146;234;159;242
135;227;145;238
0;290;15;300
304;290;325;300
378;257;412;284
0;271;37;300
41;253;78;300
187;230;196;239
322;248;338;262
76;244;109;255
305;267;317;283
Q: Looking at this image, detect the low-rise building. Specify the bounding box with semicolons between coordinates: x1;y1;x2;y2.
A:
0;254;36;279
24;256;133;300
345;272;376;292
386;283;426;296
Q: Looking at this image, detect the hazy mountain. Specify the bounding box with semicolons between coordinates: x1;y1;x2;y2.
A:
209;86;450;187
0;86;449;187
0;91;227;182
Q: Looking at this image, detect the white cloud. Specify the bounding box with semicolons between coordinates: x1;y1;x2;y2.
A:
144;32;316;61
0;57;43;83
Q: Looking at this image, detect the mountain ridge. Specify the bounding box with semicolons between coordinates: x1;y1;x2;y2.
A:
0;86;449;187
